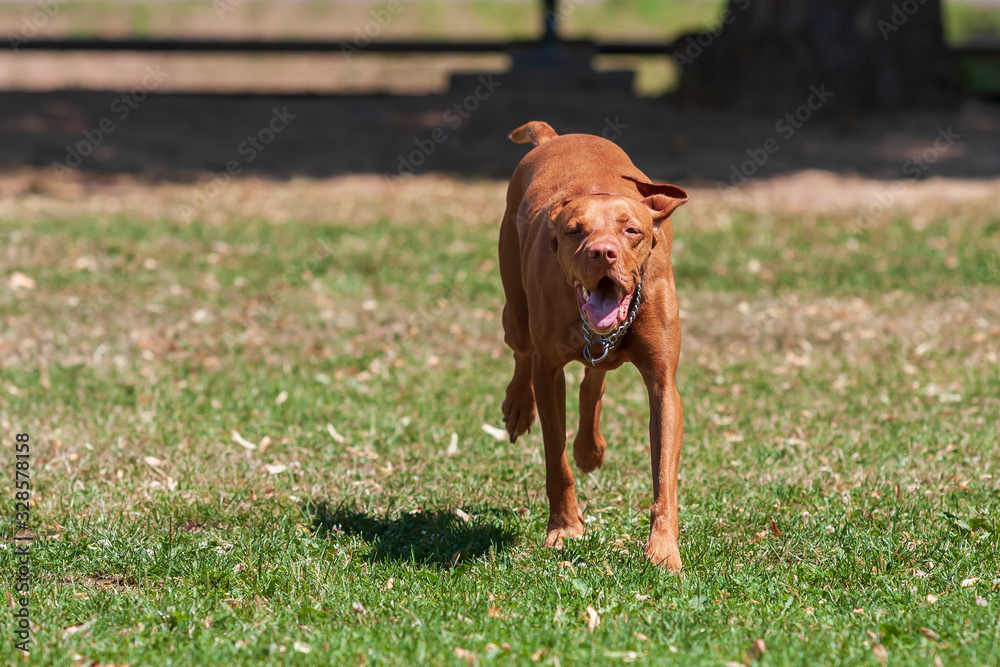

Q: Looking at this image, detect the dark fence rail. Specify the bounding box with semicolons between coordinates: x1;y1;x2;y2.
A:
2;38;677;55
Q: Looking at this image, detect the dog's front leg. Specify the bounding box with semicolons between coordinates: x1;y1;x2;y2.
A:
642;368;684;571
532;351;584;547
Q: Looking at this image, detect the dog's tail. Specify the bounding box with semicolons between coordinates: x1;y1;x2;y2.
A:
508;121;558;147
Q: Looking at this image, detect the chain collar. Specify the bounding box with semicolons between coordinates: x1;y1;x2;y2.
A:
581;280;642;364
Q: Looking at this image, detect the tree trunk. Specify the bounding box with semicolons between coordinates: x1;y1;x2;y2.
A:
675;0;959;111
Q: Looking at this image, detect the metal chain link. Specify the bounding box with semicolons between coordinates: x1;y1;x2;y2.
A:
581;280;642;365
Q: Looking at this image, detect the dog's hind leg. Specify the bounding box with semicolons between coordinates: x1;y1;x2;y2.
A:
573;366;607;472
499;210;536;443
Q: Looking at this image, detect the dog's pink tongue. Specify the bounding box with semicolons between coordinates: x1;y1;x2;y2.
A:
582;289;621;330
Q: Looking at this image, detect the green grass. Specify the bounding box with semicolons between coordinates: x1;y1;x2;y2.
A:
1;178;999;665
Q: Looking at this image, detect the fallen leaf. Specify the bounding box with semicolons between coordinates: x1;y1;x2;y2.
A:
531;648;547;661
264;463;287;475
293;641;311;654
7;272;36;290
446;433;459;456
326;423;346;443
961;577;979;587
873;643;888;666
352;602;366;615
74;256;98;271
769;518;782;537
232;563;246;573
926;593;938;604
232;430;257;450
275;391;288;405
258;436;272;453
453;508;471;523
920;627;939;641
454;647;477;664
346;447;379;460
633;632;649;642
144;456;162;467
481;423;507;440
586;605;600;633
748;638;766;661
488;605;508;620
381;578;394;591
64;620;93;635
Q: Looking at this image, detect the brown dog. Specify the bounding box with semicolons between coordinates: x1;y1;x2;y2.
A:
499;121;689;570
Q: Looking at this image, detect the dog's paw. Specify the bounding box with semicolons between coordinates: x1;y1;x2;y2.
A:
572;431;606;473
544;513;585;548
502;387;536;443
643;538;682;572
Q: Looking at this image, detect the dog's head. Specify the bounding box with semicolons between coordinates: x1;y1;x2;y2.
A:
548;176;688;334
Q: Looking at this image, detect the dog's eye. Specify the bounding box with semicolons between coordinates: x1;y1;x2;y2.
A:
625;227;642;236
566;227;585;236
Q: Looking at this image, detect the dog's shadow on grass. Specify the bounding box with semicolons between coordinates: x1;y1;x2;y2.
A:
308;501;519;567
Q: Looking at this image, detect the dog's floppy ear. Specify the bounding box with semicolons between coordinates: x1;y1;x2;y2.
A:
547;197;573;253
622;175;689;224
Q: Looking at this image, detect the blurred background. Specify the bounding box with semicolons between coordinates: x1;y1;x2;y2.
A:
2;0;1000;182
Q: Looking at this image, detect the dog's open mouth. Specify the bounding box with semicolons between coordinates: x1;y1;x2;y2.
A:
575;277;632;334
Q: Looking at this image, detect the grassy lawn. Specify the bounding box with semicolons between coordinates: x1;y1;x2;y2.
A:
1;173;998;665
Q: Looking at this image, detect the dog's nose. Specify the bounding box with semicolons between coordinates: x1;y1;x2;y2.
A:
587;242;618;264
